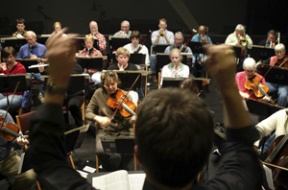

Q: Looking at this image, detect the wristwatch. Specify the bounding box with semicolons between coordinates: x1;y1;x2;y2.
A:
46;82;67;95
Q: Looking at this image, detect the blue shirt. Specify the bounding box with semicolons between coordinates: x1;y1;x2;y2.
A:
17;43;47;59
191;34;212;44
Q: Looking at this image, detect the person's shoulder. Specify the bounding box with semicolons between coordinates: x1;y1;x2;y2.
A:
107;63;118;70
37;43;46;48
128;63;138;70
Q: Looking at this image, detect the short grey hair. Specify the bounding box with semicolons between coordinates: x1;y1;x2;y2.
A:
235;24;245;31
121;20;130;26
26;31;37;38
243;57;256;71
275;43;285;51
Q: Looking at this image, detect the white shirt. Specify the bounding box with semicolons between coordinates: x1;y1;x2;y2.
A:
151;29;174;45
123;43;150;66
225;32;253;46
161;63;189;85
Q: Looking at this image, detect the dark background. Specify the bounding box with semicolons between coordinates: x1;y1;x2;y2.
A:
1;0;288;44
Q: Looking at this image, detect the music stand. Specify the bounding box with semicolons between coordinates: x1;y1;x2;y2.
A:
0;74;27;93
0;37;27;52
16;59;41;73
247;46;274;61
245;99;283;118
75;37;99;51
102;70;144;91
37;36;49;46
233;46;242;58
76;57;104;71
188;41;205;54
257;64;288;85
150;44;170;54
162;77;186;88
156;53;188;73
109;37;130;51
129;53;146;65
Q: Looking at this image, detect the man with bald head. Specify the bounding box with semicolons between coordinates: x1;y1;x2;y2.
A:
89;21;106;54
114;20;132;38
191;25;212;44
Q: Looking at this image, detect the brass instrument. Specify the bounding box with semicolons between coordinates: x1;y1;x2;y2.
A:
238;26;247;47
277;31;281;44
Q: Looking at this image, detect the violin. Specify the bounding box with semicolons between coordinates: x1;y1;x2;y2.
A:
274;56;288;68
0;115;21;141
244;75;270;98
264;134;288;189
107;89;136;118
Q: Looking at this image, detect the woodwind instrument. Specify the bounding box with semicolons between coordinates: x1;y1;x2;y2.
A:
181;29;197;53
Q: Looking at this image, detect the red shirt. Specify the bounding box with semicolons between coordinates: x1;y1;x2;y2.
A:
0;62;26;95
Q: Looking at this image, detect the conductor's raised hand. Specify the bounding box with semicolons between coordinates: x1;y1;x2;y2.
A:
45;28;78;87
205;44;237;89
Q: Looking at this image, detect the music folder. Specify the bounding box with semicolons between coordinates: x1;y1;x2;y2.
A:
75;37;99;51
76;57;103;71
150;44;170;54
109;36;130;51
188;41;205;54
162;77;186;88
129;53;146;65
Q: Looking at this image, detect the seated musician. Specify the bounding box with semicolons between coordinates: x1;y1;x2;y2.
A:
0;47;26;110
123;30;150;69
225;24;253;46
164;31;195;65
258;29;278;48
113;20;132;38
235;57;270;101
89;21;107;54
86;71;136;171
264;43;288;107
77;34;102;85
52;21;67;36
12;18;26;38
255;108;288;154
161;48;190;86
107;47;139;103
0;109;36;190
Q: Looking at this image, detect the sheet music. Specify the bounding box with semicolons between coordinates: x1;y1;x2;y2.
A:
92;170;130;190
128;173;146;190
28;64;49;69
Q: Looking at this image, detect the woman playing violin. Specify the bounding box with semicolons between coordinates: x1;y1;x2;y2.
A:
0;109;36;190
86;71;136;170
236;57;270;101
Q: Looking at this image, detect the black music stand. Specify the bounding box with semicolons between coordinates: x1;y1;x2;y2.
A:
109;53;145;65
0;37;27;52
129;54;146;65
257;64;288;85
247;46;274;61
233;46;242;58
100;136;134;154
156;53;188;73
150;44;170;54
0;74;27;93
245;99;282;119
75;37;99;51
109;37;130;51
37;36;49;46
76;57;103;71
188;41;205;54
162;77;186;88
117;72;142;91
16;59;41;73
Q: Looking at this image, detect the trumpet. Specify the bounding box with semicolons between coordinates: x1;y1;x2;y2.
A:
238;34;247;47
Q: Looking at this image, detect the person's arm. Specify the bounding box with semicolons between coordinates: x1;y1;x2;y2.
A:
98;33;107;52
29;29;95;190
151;31;160;45
246;34;253;46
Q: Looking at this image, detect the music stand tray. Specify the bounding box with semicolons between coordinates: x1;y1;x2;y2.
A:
162;77;186;88
109;37;130;51
0;37;27;52
0;74;27;93
247;46;274;61
150;44;170;54
245;99;283;118
75;37;99;51
188;41;205;54
100;135;134;154
76;57;104;71
129;54;146;65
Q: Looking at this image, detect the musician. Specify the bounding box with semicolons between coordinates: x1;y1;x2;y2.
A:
77;34;102;85
255;108;288;153
107;47;138;103
164;31;195;65
235;57;269;101
12;18;26;38
123;30;150;68
151;18;174;45
225;24;253;46
28;31;263;189
191;25;212;44
113;20;132;38
89;21;107;54
52;21;67;36
259;29;278;48
0;109;36;190
86;71;135;170
0;47;26;110
264;43;288;107
161;48;190;86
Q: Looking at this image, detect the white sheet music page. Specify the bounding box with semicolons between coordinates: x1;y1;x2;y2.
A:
128;173;146;190
92;170;130;190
